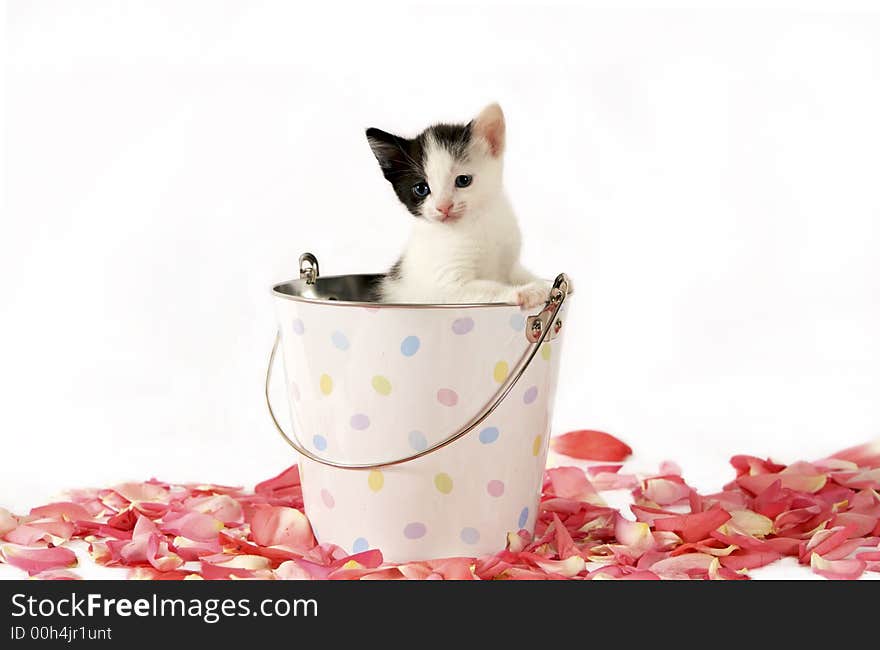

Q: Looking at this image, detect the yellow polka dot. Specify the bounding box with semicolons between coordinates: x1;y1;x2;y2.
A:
368;470;384;492
319;374;333;395
541;344;551;361
532;435;543;457
371;375;392;396
493;361;509;383
434;472;454;494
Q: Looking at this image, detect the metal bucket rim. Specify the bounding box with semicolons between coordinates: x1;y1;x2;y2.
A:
272;272;568;310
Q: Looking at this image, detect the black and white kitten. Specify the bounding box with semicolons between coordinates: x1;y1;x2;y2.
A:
366;103;551;308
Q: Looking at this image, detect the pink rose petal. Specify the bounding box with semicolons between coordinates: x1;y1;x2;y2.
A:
185;494;243;525
810;553;867;580
29;502;93;522
639;475;692;506
0;508;18;537
653;506;732;543
1;545;78;576
719;550;782;571
738;472;827;495
250;505;314;549
649;553;716;579
30;569;82;580
161;511;223;542
830;440;880;468
545;467;601;503
551;430;632;461
4;524;51;546
114;482;169;503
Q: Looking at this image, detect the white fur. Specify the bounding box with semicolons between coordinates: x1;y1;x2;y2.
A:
381;104;551;308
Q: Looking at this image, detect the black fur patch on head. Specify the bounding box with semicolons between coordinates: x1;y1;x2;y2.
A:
366;122;472;218
424;122;472;161
366;128;428;216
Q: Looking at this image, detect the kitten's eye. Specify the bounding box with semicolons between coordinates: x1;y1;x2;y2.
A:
412;182;430;198
455;174;473;188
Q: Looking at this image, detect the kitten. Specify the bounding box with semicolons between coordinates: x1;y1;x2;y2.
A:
366;103;551;309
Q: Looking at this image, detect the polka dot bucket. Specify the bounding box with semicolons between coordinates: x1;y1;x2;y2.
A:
266;253;572;563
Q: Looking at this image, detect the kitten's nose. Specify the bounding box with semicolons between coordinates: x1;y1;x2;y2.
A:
436;201;453;217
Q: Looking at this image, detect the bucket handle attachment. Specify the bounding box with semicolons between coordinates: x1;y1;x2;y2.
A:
265;257;571;470
298;252;319;285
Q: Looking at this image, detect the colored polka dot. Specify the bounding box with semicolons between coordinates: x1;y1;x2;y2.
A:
487;480;505;497
510;313;525;331
451;317;474;335
523;386;539;404
368;470;384;492
352;537;369;553
541;344;552;361
518;507;529;529
400;335;420;356
350;413;370;430
434;473;454;494
532;435;543;456
372;375;392;395
408;430;428;452
404;522;426;539
292;319;305;335
479;426;500;444
460;527;480;545
331;331;350;350
289;382;300;401
493;360;509;383
321;489;335;508
437;388;458;407
312;435;327;451
319;374;333;395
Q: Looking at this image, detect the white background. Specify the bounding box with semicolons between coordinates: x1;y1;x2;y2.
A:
2;2;879;579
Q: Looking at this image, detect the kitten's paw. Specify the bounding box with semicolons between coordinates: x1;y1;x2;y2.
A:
513;281;552;310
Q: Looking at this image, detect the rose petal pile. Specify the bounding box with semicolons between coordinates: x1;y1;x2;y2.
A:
1;438;878;580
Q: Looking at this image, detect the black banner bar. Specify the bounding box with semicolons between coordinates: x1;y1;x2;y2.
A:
0;579;872;645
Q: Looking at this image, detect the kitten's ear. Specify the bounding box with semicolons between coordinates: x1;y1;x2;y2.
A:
366;128;406;171
471;103;505;157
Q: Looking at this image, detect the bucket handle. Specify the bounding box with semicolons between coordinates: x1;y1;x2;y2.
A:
265;268;571;470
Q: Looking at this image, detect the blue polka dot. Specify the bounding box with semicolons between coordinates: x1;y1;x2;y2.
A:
460;527;480;544
331;331;350;350
292;319;305;335
408;430;428;452
523;386;538;404
478;426;500;444
400;335;420;357
352;537;369;553
509;313;525;331
518;507;529;529
312;435;327;451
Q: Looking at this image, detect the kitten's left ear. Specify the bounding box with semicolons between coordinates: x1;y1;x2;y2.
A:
471;103;505;157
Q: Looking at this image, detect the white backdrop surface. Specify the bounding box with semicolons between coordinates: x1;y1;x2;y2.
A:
2;2;879;579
